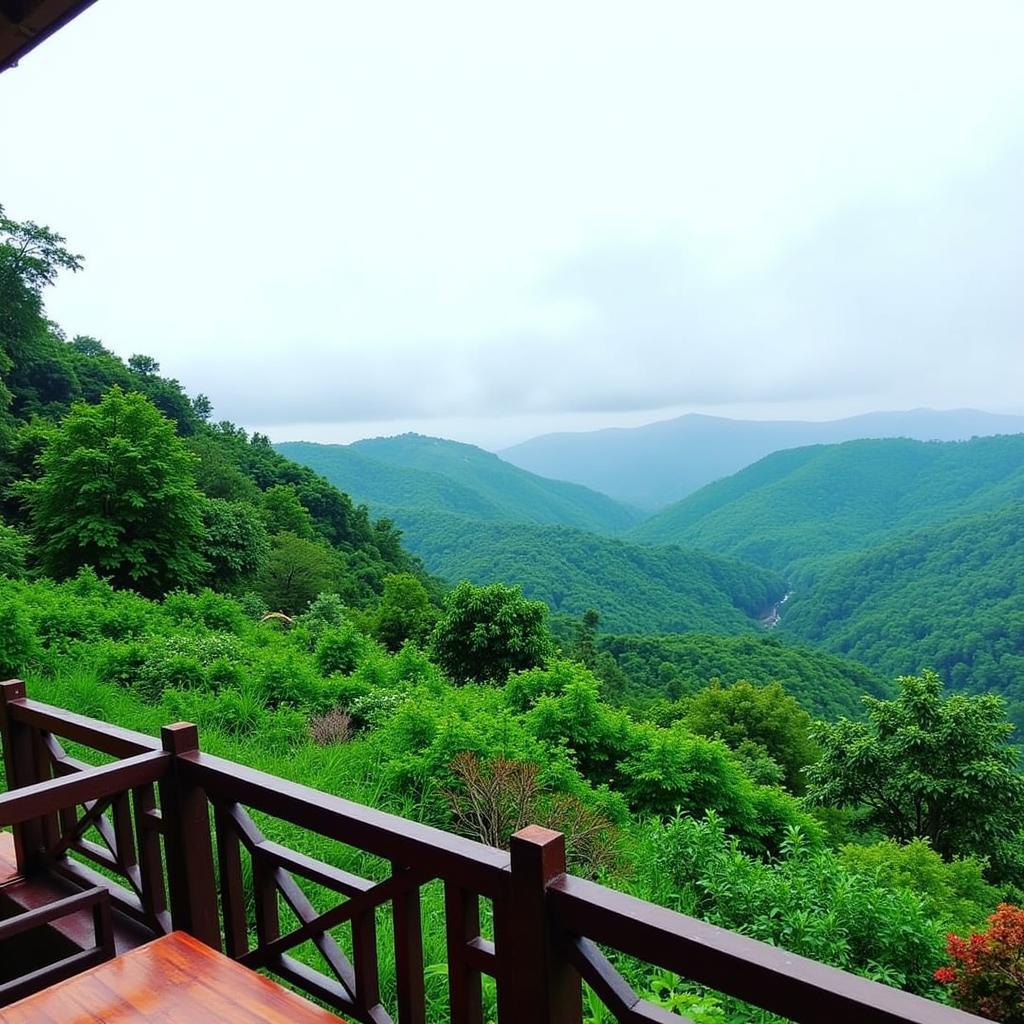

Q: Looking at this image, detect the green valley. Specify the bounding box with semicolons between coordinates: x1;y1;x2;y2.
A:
388;510;784;634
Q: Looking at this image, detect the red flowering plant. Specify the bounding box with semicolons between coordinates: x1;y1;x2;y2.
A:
935;904;1024;1022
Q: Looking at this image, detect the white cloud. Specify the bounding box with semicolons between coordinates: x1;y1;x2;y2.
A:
1;0;1022;444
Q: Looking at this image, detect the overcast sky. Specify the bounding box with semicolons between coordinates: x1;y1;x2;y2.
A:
2;1;1023;449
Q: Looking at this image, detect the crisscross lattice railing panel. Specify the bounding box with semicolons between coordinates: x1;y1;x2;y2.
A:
191;751;509;1024
211;797;432;1024
34;730;171;937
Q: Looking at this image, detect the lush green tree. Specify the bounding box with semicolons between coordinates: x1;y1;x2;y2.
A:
429;581;551;684
570;608;600;666
526;668;634;785
0;206;82;424
261;483;315;540
127;353;160;377
257;532;335;613
681;680;820;793
808;671;1024;878
26;388;206;595
371;572;437;651
199;498;269;588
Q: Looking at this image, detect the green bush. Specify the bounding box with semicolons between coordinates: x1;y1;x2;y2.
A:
0;596;37;676
163;588;248;632
636;813;948;997
315;623;372;676
841;838;997;936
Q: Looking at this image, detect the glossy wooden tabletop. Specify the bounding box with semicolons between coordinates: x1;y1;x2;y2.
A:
0;931;346;1023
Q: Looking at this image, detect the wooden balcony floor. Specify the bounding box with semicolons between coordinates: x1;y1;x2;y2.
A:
0;930;347;1023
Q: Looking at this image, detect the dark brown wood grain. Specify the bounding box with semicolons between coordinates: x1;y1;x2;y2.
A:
0;931;347;1023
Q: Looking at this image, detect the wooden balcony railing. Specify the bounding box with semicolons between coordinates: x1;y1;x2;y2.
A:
0;679;988;1023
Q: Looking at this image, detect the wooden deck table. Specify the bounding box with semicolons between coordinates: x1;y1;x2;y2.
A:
0;931;347;1023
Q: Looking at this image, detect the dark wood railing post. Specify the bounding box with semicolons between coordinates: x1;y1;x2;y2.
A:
494;825;582;1024
159;722;221;950
0;679;44;874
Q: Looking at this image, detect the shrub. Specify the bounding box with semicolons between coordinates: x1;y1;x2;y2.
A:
0;522;28;579
0;596;37;676
638;813;947;996
301;591;346;635
309;708;353;746
842;839;997;936
315;624;371;677
253;650;324;711
936;904;1024;1022
162;588;247;632
94;640;148;688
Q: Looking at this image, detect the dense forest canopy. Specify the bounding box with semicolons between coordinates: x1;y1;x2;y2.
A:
632;434;1024;571
385;510;784;634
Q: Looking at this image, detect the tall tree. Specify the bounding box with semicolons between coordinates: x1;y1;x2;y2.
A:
430;581;551;684
27;387;206;595
682;680;819;793
808;671;1024;878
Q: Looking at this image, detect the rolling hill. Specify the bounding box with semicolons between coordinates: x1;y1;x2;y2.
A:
781;502;1024;704
387;509;785;635
276;435;640;533
501;409;1024;509
631;434;1024;573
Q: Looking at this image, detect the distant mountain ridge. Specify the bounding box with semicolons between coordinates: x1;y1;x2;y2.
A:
501;408;1024;509
276;435;784;636
276;434;640;534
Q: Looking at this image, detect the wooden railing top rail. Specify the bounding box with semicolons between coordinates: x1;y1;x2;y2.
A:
4;688;160;758
550;874;982;1024
0;751;168;827
181;750;512;898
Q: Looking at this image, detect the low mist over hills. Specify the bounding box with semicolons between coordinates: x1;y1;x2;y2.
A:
501;408;1024;509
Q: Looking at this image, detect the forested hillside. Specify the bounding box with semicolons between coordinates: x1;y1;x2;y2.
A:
390;509;784;634
502;409;1024;509
279;435;640;533
633;435;1024;572
782;503;1024;704
592;632;889;718
0;206;430;612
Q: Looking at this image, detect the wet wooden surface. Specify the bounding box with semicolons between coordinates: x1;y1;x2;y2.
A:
0;930;347;1022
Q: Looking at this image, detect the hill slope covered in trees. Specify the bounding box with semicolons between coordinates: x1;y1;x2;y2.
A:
278;435;640;534
591;632;889;718
0;205;430;613
632;435;1024;572
781;503;1024;704
389;509;784;634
